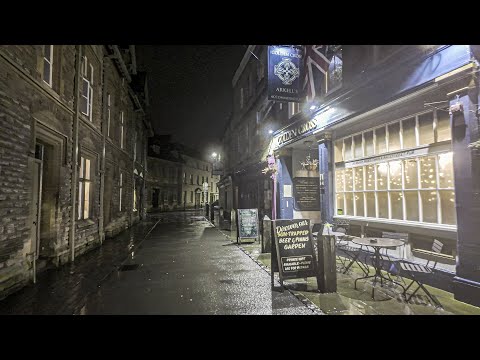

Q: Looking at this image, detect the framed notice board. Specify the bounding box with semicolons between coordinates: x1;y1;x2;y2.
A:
272;218;320;289
293;177;320;211
237;209;259;244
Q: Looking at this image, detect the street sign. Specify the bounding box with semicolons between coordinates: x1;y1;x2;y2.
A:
272;218;320;289
237;209;259;244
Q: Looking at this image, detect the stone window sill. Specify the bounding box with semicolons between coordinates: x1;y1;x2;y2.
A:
77;218;96;229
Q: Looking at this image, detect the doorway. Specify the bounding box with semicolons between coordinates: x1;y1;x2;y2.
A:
33;141;59;259
195;190;201;208
30;155;42;260
152;188;159;208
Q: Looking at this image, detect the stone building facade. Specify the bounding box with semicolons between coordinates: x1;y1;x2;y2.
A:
146;136;219;211
0;45;152;299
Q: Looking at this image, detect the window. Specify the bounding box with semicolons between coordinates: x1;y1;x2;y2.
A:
183;191;187;203
106;93;111;137
43;45;53;87
240;88;244;109
133;180;137;212
78;156;92;220
190;191;193;203
288;102;300;118
119;172;123;211
80;56;93;120
326;46;342;92
202;176;204;184
437;110;451;142
183;172;186;184
335;153;455;225
257;60;264;82
335;109;454;225
120;111;124;149
197;175;200;185
190;174;193;184
133;132;137;161
418;112;434;145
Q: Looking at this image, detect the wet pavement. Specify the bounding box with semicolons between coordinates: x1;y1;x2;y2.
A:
0;210;316;315
239;242;480;315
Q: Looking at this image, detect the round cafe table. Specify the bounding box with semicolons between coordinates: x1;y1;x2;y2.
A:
351;237;406;300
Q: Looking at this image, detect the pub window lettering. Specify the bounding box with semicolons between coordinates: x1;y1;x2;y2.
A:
43;45;53;87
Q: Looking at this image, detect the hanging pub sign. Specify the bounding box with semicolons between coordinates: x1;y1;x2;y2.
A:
267;45;304;103
237;208;259;244
272;218;320;288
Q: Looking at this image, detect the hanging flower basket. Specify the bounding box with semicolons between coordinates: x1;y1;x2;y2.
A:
300;155;319;171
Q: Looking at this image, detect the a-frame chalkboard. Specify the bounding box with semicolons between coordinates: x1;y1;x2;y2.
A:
271;218;320;290
237;209;259;244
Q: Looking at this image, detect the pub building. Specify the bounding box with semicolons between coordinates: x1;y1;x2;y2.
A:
269;45;480;306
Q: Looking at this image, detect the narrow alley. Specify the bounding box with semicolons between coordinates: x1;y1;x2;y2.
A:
0;211;315;315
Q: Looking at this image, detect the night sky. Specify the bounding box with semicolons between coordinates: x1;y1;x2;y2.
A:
140;45;246;157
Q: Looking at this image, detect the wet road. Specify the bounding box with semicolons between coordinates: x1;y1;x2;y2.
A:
0;211;315;315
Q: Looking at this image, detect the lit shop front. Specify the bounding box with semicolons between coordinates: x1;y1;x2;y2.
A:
270;45;480;305
332;108;457;249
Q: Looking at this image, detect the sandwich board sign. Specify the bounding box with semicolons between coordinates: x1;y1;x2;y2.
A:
237;209;259;244
272;218;320;289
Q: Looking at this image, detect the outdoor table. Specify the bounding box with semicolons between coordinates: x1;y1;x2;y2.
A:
312;231;345;238
351;237;406;300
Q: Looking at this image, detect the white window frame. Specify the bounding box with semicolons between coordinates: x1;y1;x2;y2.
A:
43;45;53;87
119;172;123;212
81;56;94;121
78;156;92;220
107;93;111;137
133;179;137;212
120;111;125;149
288;102;300;119
133;131;137;161
334;108;455;227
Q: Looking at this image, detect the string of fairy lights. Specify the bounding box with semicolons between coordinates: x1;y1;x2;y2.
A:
334;110;455;224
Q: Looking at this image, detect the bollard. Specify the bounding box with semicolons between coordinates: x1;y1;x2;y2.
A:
317;235;337;293
262;216;272;253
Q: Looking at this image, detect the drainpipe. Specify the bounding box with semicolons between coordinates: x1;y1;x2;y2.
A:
129;45;137;75
99;53;107;244
70;45;82;262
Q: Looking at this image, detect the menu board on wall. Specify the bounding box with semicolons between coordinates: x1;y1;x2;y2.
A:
293;177;320;211
237;209;259;243
272;218;318;283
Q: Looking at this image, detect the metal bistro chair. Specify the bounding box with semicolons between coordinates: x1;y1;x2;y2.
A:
398;239;445;308
378;232;409;286
332;220;369;276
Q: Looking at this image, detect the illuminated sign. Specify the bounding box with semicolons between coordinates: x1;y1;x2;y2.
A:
273;118;319;149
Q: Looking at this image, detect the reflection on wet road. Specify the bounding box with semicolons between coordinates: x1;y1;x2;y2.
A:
0;210;316;315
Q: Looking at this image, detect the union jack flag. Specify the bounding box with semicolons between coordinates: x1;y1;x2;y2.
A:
303;45;330;101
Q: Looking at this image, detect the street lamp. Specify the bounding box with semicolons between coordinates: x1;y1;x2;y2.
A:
268;129;273;134
212;152;217;158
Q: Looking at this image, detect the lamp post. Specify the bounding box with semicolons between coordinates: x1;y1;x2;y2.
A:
203;181;209;217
